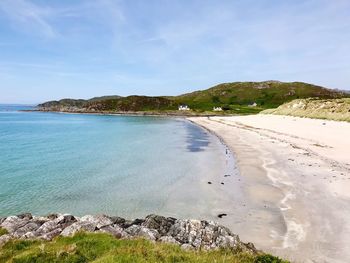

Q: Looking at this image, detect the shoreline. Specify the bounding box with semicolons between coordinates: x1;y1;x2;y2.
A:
22;109;229;118
188;115;350;263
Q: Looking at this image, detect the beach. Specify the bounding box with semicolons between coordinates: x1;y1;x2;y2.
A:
188;115;350;263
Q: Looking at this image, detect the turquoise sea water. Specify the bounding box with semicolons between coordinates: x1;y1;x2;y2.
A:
0;105;231;218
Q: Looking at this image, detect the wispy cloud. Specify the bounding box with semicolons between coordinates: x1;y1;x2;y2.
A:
1;0;350;103
0;0;58;38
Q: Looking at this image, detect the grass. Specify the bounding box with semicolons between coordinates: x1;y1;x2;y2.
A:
0;232;289;263
262;98;350;122
171;81;348;112
0;227;8;237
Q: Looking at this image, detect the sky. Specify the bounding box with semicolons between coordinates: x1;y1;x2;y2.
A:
0;0;349;104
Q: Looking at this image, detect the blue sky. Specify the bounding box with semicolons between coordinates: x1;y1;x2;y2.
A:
0;0;349;104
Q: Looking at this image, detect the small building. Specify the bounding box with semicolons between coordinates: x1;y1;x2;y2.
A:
213;107;223;111
178;105;190;111
248;102;257;107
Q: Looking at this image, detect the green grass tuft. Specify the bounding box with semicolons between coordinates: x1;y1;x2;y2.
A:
0;227;8;237
0;232;289;263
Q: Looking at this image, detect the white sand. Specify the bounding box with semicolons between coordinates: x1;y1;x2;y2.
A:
188;115;350;263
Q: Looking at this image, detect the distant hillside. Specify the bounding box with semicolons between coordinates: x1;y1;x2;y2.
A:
37;81;349;114
38;96;177;112
171;81;347;111
262;98;350;122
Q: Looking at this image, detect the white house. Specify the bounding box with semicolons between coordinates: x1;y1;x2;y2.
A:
248;102;257;107
178;105;190;111
213;107;223;111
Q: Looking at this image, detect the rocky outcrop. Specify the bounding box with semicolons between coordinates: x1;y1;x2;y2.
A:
0;213;256;253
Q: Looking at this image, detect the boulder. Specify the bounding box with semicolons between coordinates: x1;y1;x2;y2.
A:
31;217;50;226
159;236;180;245
13;222;41;238
35;214;76;236
167;219;204;246
110;216;126;225
80;215;114;229
142;214;176;236
61;222;96;237
17;213;33;220
1;216;30;233
40;228;63;240
46;213;60;220
99;225;129;238
122;218;145;228
125;225;159;241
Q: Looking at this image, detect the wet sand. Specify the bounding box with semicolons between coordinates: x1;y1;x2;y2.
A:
188;115;350;263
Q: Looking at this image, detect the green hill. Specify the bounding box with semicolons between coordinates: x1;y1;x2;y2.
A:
37;81;348;114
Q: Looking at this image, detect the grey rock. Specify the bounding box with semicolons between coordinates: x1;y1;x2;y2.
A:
80;215;113;229
1;216;30;233
0;213;257;254
122;218;145;228
167;219;204;246
167;219;239;249
159;236;180;245
61;222;96;237
57;214;76;225
110;216;126;225
142;214;176;236
46;213;60;220
99;225;129;238
23;231;37;239
35;219;59;235
13;222;41;238
40;228;62;240
31;217;50;226
125;225;159;241
17;213;33;220
36;214;76;235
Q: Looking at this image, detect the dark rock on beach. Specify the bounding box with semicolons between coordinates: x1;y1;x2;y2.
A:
218;213;227;218
0;213;257;253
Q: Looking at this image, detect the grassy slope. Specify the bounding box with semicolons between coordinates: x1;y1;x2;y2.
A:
38;81;348;114
171;81;347;112
262;98;350;122
0;232;288;263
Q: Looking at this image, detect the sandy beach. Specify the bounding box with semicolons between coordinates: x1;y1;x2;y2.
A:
188;115;350;263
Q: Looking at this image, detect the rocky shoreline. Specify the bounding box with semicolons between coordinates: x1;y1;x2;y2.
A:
0;213;257;253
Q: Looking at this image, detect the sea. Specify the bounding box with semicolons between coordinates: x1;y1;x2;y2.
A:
0;105;234;218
